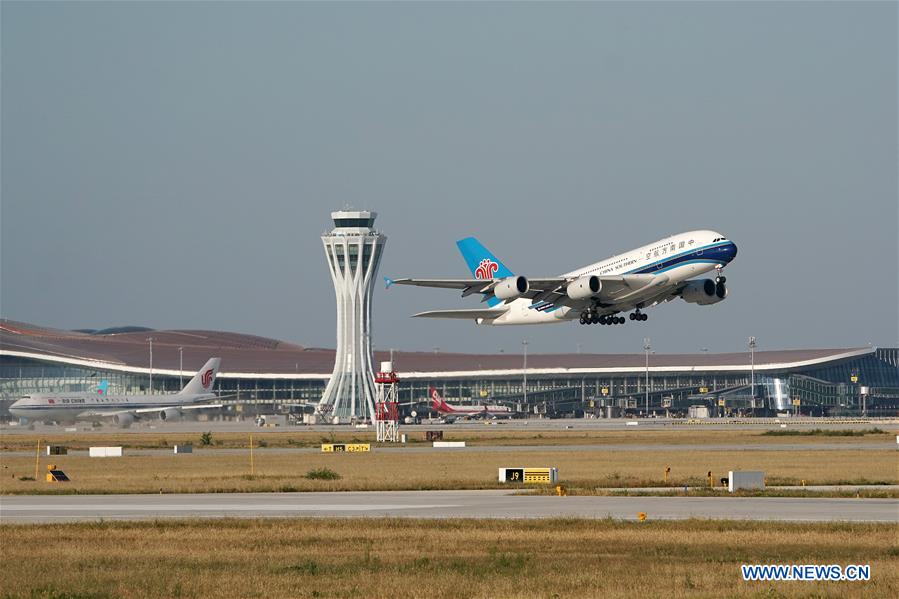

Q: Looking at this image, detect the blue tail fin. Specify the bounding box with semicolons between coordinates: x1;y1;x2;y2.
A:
455;237;514;308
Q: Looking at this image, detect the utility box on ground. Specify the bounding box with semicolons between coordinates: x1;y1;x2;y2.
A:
46;464;70;482
433;441;465;448
89;446;123;457
46;445;67;456
173;444;193;454
728;471;765;492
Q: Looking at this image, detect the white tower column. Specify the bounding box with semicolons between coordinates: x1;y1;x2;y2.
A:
320;211;386;422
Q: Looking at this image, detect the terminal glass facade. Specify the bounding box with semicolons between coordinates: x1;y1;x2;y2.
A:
2;349;898;419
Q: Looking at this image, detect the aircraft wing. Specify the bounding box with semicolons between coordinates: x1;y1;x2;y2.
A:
389;273;671;309
387;278;483;290
133;404;223;414
76;409;128;420
526;274;669;308
412;309;506;320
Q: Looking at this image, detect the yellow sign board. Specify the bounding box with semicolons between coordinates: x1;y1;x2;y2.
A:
321;443;370;453
717;399;725;407
601;387;609;396
500;467;558;484
524;468;554;483
699;387;709;394
850;375;859;383
792;399;801;406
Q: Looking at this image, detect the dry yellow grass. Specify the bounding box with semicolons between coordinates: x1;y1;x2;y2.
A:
1;518;896;598
2;447;895;495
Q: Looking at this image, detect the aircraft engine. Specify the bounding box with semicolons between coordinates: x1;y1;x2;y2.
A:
113;413;134;428
681;279;727;305
493;276;529;300
159;408;182;422
566;275;601;300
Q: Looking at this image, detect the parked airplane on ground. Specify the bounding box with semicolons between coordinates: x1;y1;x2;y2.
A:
387;230;737;325
9;358;224;427
429;387;514;419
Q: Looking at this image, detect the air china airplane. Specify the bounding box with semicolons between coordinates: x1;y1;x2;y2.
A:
429;387;514;419
9;358;224;427
387;230;737;326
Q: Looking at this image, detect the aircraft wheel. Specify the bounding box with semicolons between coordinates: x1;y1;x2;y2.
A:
629;313;635;321
592;314;600;324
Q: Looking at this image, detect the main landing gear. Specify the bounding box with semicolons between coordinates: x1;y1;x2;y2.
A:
579;309;649;325
579;310;628;325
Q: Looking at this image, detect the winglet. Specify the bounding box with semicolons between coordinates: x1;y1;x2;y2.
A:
384;276;394;289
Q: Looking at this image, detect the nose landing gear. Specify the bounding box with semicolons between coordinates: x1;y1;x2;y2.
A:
629;310;648;322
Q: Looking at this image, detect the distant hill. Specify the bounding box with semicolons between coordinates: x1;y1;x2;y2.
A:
72;326;155;335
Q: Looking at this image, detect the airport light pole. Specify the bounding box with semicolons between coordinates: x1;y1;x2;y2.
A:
643;338;651;416
179;346;183;389
748;336;757;405
147;337;155;394
522;340;529;407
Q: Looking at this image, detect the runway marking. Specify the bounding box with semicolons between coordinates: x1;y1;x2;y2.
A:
1;503;457;512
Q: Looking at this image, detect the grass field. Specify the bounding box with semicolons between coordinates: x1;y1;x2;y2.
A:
1;518;896;598
2;447;896;495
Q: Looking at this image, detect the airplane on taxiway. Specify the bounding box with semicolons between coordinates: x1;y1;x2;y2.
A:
428;387;515;419
9;358;224;427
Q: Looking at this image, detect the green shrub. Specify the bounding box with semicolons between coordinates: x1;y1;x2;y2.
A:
304;468;341;480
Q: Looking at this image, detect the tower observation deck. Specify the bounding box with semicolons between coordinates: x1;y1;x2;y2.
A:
319;210;386;421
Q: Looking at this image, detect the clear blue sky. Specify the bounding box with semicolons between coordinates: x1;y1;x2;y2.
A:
2;1;896;354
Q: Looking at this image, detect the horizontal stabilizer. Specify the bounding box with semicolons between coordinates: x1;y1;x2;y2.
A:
412;309;505;320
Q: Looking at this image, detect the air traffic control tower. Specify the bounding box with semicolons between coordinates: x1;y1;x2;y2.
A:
319;210;386;422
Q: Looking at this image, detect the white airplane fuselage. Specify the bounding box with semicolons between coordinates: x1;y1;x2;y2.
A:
9;392;217;422
482;229;737;325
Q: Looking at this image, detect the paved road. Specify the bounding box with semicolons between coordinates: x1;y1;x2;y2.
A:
3;418;897;435
3;441;893;458
2;491;896;523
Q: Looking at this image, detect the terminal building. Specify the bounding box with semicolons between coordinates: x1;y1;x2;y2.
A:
2;320;897;420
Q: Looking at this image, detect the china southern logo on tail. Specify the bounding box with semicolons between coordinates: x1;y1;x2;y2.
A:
475;259;498;280
201;369;214;389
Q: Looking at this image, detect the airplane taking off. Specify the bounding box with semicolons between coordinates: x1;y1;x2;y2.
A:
9;358;224;427
429;387;514;418
387;230;737;326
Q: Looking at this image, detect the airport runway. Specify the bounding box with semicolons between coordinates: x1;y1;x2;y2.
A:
2;490;896;523
3;441;893;458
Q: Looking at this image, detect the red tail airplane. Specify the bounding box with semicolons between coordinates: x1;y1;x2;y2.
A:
428;387;514;418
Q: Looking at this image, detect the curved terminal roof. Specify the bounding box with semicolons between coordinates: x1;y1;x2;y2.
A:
0;319;875;380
